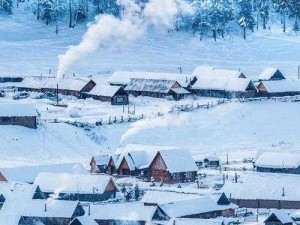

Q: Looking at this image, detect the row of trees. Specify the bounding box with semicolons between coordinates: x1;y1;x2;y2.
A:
1;0;300;39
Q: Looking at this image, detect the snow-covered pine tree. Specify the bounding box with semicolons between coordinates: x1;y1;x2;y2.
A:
93;0;120;16
256;0;269;29
74;0;89;21
0;0;13;14
273;0;289;32
287;0;300;32
236;0;256;39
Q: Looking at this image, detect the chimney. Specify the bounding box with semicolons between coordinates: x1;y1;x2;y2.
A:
88;204;91;216
234;172;238;183
44;203;47;212
282;187;285;197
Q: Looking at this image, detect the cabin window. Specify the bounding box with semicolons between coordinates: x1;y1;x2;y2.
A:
172;173;180;179
116;97;124;103
185;172;193;179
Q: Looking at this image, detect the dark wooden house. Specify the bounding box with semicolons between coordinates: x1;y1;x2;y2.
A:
264;211;294;225
18;76;96;98
82;85;129;105
124;78;190;101
191;77;257;99
254;152;300;174
90;155;110;174
258;68;286;81
0;104;37;129
33;173;118;202
257;80;300;98
18;200;85;225
148;149;198;183
203;155;221;168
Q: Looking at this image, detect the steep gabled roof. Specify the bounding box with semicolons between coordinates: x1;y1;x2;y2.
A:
265;211;294;224
259;68;285;81
157;149;198;173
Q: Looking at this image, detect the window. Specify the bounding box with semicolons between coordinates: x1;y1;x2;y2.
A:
172;173;180;179
116;97;124;103
186;172;193;179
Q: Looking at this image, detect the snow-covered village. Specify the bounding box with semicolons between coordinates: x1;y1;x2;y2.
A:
1;0;300;224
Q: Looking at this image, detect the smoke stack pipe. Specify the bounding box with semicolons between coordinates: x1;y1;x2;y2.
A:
44;203;47;212
88;204;91;216
282;187;285;197
56;84;59;105
235;172;238;183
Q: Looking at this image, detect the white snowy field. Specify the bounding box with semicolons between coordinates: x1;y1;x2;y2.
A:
0;1;300;78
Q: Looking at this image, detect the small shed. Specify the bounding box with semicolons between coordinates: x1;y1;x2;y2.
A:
124;78;190;100
204;155;221;168
0;104;37;129
259;68;286;81
149;149;198;183
33;173;118;202
264;211;294;225
83;85;129;105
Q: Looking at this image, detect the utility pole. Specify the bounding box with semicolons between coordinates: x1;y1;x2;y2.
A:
298;65;300;79
56;84;59;105
178;66;182;74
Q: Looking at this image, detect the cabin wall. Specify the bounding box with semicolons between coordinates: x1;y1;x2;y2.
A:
0;116;37;129
231;198;300;209
256;166;300;174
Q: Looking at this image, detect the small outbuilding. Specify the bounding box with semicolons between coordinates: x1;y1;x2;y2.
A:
204;155;221;168
264;211;294;225
0;104;37;129
83;85;129;105
90;155;111;174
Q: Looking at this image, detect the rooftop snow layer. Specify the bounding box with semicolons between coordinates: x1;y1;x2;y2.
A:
255;152;300;169
34;173;115;194
259;80;300;93
266;210;294;224
87;84;122;97
222;172;300;201
109;71;194;87
0;103;37;117
192;66;245;79
259;67;280;80
159;149;198;173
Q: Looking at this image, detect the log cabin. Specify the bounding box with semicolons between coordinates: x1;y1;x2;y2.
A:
18;200;85;225
254;152;300;174
18;76;96;98
82;85;129;105
33;173;118;202
90;155;111;174
0;104;37;129
257;80;300;97
148;149;198;183
222;172;300;209
124;78;190;101
190;77;257;99
258;68;286;81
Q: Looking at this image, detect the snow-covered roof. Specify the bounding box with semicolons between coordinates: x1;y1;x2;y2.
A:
109;71;194;87
191;77;256;92
141;187;212;205
222;172;300;201
19;199;81;218
171;87;190;94
34;173;116;194
0;163;87;183
259;68;285;81
204;155;221;161
92;155;111;166
192;66;245;79
124;78;178;94
255;152;300;169
70;217;98;225
158;149;198;173
88;202;157;221
259;80;300;93
168;218;217;225
87;85;123;97
158;196;237;218
115;144;175;171
266;211;294;224
0;103;37;117
19;76;94;92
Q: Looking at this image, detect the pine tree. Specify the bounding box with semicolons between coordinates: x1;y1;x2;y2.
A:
0;0;13;14
288;0;300;32
273;0;289;32
237;0;256;39
256;0;269;29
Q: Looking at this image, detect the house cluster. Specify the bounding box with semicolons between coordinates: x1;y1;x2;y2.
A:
90;144;198;183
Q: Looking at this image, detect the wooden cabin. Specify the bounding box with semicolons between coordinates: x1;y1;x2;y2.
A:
0;104;37;129
203;155;220;168
124;78;190;101
222;173;300;209
257;80;300;98
82;85;129;105
191;77;257;99
254;152;300;174
18;76;96;98
258;68;286;81
148;149;198;184
33;173;118;202
18;200;85;225
264;211;294;225
90;155;110;174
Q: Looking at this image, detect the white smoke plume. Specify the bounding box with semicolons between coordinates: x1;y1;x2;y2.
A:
57;0;193;79
121;114;187;143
